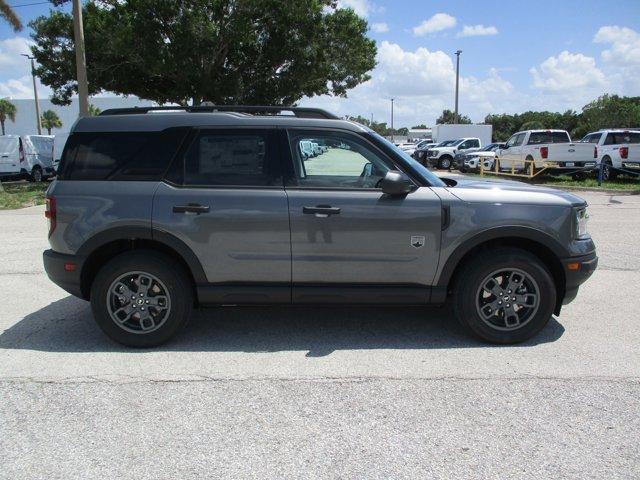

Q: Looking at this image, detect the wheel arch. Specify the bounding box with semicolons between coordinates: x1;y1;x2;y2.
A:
437;228;568;314
77;227;206;301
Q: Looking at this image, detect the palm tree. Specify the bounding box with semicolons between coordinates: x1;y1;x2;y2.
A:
0;99;17;135
41;110;63;135
88;104;102;116
0;0;22;31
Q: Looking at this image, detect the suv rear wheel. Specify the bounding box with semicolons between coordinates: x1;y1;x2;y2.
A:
90;250;193;347
30;166;43;183
452;248;556;343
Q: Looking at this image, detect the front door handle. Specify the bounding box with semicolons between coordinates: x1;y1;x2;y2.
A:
303;205;341;217
173;203;210;214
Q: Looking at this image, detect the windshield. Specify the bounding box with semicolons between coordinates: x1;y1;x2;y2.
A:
368;131;445;187
437;140;454;147
451;139;465;146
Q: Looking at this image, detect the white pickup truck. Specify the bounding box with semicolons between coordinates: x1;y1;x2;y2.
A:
426;137;482;169
497;129;640;178
578;129;640;179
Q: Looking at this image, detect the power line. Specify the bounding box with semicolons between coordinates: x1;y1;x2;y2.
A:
9;1;51;8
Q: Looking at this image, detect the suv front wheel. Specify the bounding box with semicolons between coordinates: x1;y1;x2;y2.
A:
452;248;556;343
90;250;193;347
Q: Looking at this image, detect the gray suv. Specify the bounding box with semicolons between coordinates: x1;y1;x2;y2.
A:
43;106;597;347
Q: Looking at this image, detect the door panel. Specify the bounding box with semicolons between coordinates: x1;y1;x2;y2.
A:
287;187;442;293
152;128;291;303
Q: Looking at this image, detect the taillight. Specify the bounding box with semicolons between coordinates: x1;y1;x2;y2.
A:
594;146;598;158
540;146;548;159
19;143;25;163
620;147;628;159
45;196;56;237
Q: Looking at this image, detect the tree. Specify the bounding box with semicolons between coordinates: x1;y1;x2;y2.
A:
88;104;101;116
437;109;471;125
30;1;377;106
0;0;22;31
0;99;17;135
573;95;640;138
411;124;427;129
40;110;63;135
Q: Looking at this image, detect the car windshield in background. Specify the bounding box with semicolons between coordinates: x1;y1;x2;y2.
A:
368;131;445;187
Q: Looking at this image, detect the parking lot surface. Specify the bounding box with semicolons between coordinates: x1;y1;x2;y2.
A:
1;190;639;479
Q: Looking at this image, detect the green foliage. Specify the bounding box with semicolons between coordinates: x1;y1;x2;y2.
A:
30;0;377;106
40;109;62;135
486;110;580;141
411;124;427;129
0;99;17;135
573;95;640;138
0;0;22;31
437;109;472;124
88;104;101;116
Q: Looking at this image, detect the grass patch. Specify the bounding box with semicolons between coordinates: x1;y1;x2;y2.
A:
469;171;640;192
0;182;49;209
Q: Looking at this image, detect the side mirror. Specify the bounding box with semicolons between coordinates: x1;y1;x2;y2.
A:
381;170;413;196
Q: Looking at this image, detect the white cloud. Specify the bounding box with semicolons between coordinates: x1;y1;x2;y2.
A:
300;41;515;126
413;13;456;36
594;26;640;65
0;36;33;70
530;51;606;93
336;0;373;17
457;24;498;38
0;75;52;99
371;22;389;33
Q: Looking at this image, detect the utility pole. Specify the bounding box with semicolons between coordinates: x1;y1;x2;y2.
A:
390;98;394;143
21;54;41;135
454;50;462;124
72;0;90;117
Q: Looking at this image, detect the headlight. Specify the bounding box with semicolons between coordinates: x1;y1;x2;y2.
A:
575;207;589;239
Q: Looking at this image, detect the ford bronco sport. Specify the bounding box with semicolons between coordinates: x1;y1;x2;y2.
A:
43;106;597;347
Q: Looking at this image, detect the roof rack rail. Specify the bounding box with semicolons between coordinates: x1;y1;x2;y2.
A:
99;105;340;120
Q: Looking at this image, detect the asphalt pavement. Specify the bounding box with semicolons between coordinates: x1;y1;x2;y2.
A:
1;190;639;479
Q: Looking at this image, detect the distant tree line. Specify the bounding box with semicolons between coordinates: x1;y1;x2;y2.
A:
485;95;640;141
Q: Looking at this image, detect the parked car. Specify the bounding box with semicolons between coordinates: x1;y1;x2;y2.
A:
495;130;592;173
578;129;640;179
403;139;432;157
458;143;506;173
43;105;597;347
426;137;482;169
299;140;316;158
412;142;438;164
0;134;55;182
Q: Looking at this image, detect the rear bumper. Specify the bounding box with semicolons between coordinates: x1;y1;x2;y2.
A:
561;252;598;305
43;249;86;299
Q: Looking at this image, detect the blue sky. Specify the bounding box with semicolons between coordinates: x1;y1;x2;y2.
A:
1;0;639;126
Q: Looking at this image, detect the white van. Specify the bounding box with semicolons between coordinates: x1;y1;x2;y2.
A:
0;135;55;182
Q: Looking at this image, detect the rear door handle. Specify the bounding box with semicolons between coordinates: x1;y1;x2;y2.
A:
173;203;210;214
303;205;341;217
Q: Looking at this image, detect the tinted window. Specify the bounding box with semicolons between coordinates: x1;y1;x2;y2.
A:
513;133;525;146
528;132;551;145
604;132;640;145
287;130;394;189
174;130;280;187
60;129;187;181
580;133;602;144
552;131;571;143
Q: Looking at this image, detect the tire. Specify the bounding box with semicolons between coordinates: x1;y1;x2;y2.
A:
30;166;43;183
452;247;556;344
90;250;193;347
602;157;617;180
439;156;452;170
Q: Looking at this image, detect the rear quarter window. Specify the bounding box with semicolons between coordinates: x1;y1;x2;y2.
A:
59;128;188;181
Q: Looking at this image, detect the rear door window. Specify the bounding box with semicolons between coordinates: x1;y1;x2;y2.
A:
167;129;282;187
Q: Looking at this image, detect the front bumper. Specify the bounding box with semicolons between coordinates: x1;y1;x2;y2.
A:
43;249;86;299
561;252;598;306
